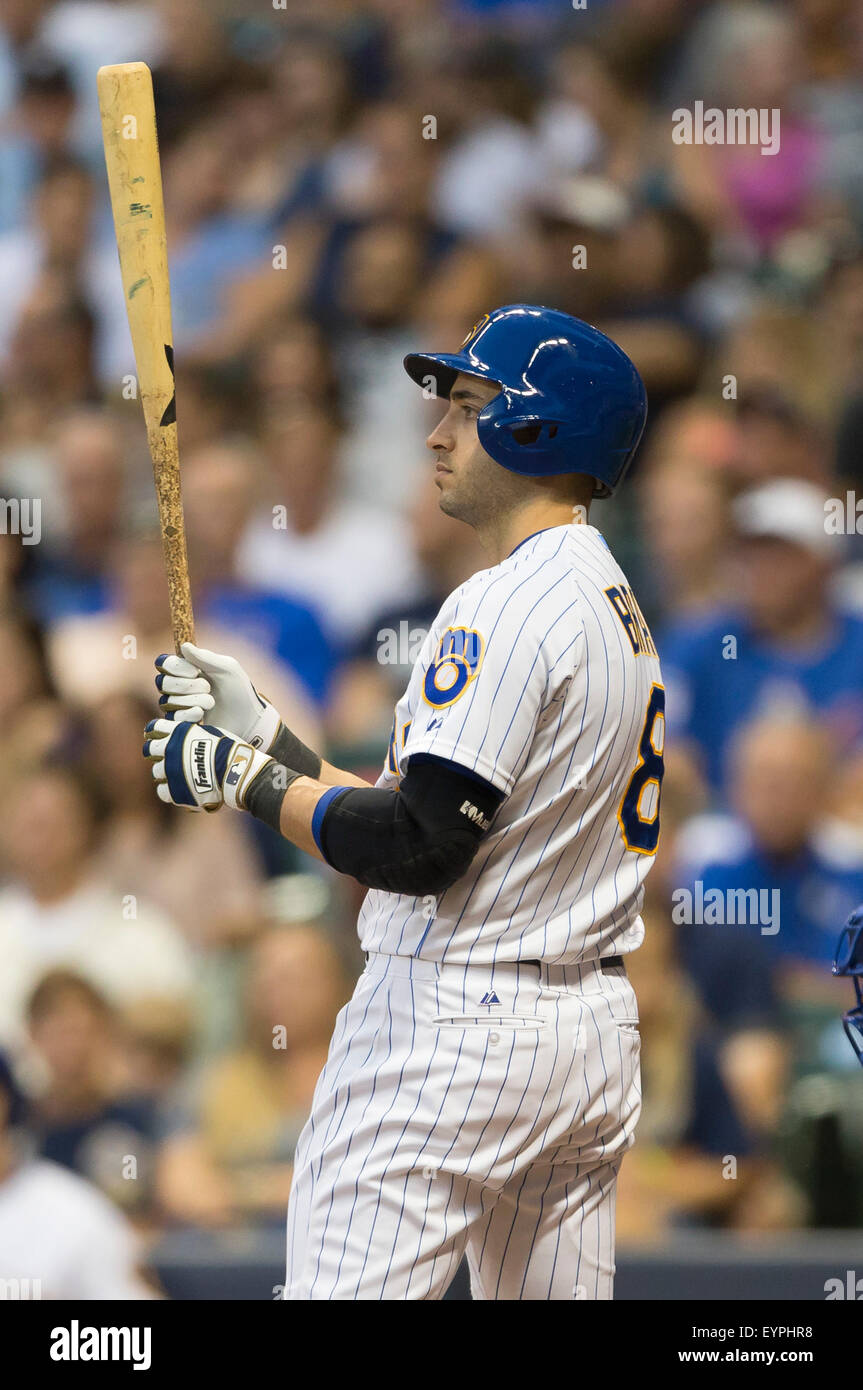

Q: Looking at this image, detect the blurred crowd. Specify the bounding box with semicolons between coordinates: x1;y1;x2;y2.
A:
1;0;863;1296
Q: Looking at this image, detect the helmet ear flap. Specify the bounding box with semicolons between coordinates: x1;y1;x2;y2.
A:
477;396;574;477
509;421;560;447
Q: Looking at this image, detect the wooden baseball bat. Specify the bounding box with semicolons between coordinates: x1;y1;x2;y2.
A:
98;61;194;651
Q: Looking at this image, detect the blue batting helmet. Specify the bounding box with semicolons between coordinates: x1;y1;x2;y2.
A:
404;304;647;497
833;905;863;1068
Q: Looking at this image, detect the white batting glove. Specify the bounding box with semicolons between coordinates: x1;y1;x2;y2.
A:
154;643;281;752
143;718;275;812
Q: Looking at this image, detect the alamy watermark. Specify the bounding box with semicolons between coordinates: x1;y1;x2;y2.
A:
825;492;863;534
671;881;780;935
0;1277;42;1299
0;497;41;545
672;101;780;157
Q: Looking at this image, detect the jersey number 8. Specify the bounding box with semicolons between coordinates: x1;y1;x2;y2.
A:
617;683;665;855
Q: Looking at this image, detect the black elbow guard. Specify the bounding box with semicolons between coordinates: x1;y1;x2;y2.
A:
318;755;503;896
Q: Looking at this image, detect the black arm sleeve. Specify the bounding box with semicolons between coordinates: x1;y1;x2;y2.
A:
319;754;505;896
269;722;321;780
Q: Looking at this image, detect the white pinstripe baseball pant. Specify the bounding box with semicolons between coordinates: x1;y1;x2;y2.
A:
284;949;642;1300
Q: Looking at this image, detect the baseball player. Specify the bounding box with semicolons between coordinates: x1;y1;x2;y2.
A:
143;304;663;1300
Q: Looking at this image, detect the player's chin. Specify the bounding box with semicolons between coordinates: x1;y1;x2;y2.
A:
436;485;461;518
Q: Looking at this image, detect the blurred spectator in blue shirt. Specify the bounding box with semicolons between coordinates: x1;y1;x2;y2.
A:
0;51;76;234
161;117;272;350
181;440;335;707
23;408;126;624
662;478;863;797
616;912;799;1236
675;716;863;1081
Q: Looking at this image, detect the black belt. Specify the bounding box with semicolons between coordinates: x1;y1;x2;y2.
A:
363;953;626;971
523;955;625;973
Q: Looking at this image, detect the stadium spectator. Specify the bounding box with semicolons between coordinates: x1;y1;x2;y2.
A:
0;1047;155;1299
2;268;98;419
0;156;95;367
149;0;251;153
327;470;486;753
237;400;422;654
734;388;831;488
616;914;798;1237
0;612;62;772
26;970;157;1215
22;408;126;623
431;41;543;241
662;479;863;794
0;49;76;234
638;453;731;624
249;316;340;417
180;441;335;707
0;763;195;1049
160;116;272;354
84;692;265;945
669;3;824;255
45;529;321;750
675;716;863;1047
156;923;350;1229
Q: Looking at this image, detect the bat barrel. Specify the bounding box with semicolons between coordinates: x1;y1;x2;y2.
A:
98;61;195;653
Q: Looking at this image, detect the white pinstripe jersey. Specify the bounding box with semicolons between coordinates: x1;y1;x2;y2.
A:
356;522;664;965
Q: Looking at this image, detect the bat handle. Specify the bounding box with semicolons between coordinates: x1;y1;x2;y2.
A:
150;430;195;655
164;540;195;655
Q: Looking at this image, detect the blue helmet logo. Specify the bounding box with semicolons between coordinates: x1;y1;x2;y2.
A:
404;304;647;497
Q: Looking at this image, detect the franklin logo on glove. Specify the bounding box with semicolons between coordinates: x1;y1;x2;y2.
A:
192;739;213;792
143;717;278;815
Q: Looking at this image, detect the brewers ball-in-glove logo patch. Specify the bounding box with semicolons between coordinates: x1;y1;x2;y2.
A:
461;313;490;348
423;627;484;709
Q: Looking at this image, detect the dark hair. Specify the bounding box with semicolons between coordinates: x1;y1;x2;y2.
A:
0;610;58;701
27;969;113;1027
649;204;712;292
19;51;75;101
18;757;112;843
36;153;93;190
0;1052;28;1129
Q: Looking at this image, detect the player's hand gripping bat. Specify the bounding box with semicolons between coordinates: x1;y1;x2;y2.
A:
98;61;194;652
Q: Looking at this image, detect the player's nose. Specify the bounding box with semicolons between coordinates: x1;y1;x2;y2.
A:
426;416;455;453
